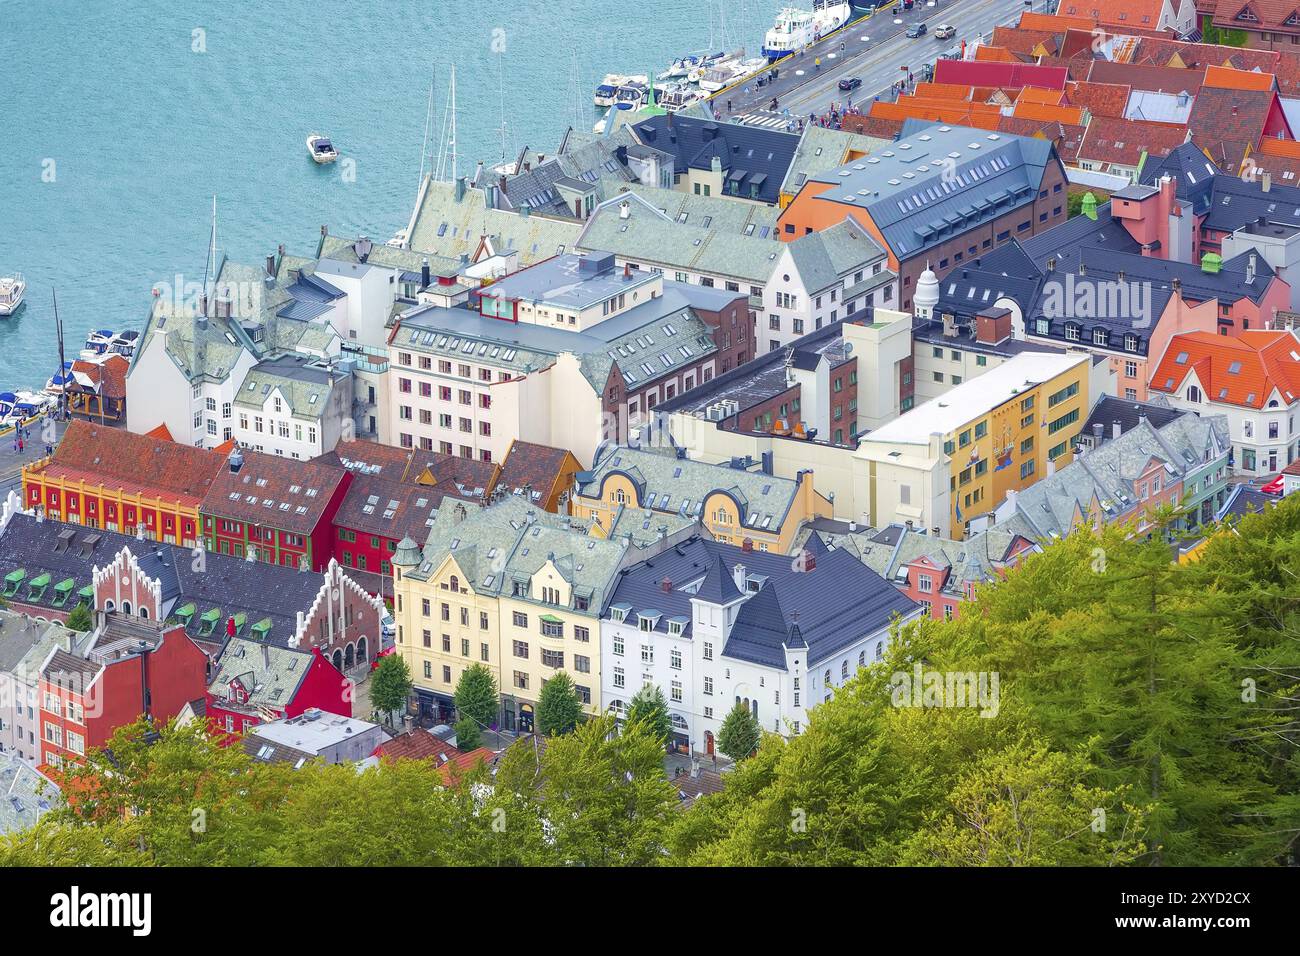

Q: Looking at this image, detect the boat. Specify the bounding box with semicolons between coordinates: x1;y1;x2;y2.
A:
81;328;115;358
614;81;648;110
109;329;139;358
2;388;55;425
45;361;76;395
306;133;338;164
700;61;748;92
660;84;707;111
594;73;644;107
0;273;25;317
763;2;853;61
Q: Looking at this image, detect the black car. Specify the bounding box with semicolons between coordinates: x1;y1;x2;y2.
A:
906;22;927;38
838;76;863;91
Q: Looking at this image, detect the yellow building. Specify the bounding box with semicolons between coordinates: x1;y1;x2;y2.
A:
392;497;631;732
572;445;833;555
855;351;1091;540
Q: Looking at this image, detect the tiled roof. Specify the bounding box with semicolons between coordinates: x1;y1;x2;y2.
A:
437;747;495;785
0;753;59;836
1065;80;1132;118
375;728;462;764
1211;0;1300;34
781;126;892;198
1086;60;1203;95
1217;483;1280;521
1149;330;1300;409
0;610;79;678
932;60;1069;91
1186;86;1282;168
1077;115;1188;168
68;354;129;399
333;471;468;543
42;420;226;507
202;448;347;535
1082;394;1185;438
207;638;316;712
671;766;728;808
495;440;577;504
1060;0;1167;26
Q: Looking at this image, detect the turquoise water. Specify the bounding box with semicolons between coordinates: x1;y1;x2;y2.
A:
1;0;787;386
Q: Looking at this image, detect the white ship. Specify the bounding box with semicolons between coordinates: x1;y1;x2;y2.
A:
762;2;853;61
0;273;25;317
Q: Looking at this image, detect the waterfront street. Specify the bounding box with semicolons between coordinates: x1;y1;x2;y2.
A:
721;0;1041;121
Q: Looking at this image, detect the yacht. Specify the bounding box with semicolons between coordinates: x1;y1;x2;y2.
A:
81;329;115;358
763;2;853;61
109;330;139;358
45;361;76;395
0;273;25;317
614;82;648;110
594;73;645;107
306;134;338;164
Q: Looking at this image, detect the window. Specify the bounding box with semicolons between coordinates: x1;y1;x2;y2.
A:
703;676;713;695
513;611;528;628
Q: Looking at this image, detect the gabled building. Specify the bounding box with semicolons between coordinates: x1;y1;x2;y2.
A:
201;447;350;571
231;352;353;459
573;444;833;556
777;123;1070;311
0;611;85;764
38;618;209;771
600;535;922;754
1148;328;1300;474
22;421;226;547
990;404;1232;537
243;711;388;766
206;639;352;738
627;115;801;206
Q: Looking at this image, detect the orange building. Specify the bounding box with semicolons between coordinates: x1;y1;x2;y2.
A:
22;421;226;547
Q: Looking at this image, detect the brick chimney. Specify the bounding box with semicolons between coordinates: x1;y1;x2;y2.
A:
974;308;1012;346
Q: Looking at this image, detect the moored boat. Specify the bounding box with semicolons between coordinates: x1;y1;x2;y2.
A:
0;273;25;317
763;2;852;61
306;133;338;164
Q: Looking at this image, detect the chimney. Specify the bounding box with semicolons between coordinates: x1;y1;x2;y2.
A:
229;446;244;474
623;262;631;281
265;253;276;278
498;174;508;197
261;642;270;670
1172;276;1181;292
321;224;328;238
619;200;630;220
1092;422;1103;442
455;176;467;202
1247;253;1257;284
421;257;431;289
1112;420;1121;439
1262;170;1272;193
975;309;1012;346
1046;256;1056;272
732;562;746;592
660;576;672;592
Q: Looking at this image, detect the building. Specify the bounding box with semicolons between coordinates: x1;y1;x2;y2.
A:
38;618;209;771
855;351;1092;538
989;402;1232;537
0;753;59;836
572;444;833;555
627;115;801;206
600;535;922;754
201;446;350;571
662;314;915;517
779;126;893;209
65;353;129;423
206;639;353;738
1148;328;1300;475
1059;0;1196;33
777;123;1070;310
828;521;1041;621
374;727;463;764
0;495;384;671
0;611;86;764
22;421;226;547
244;710;389;766
385;252;750;465
390;496;653;731
231;352;353;459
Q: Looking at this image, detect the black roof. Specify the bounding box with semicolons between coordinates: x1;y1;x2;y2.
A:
0;514;325;649
1083;395;1183;439
631;115;799;206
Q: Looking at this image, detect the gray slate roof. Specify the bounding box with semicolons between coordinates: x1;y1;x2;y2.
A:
0;754;59;836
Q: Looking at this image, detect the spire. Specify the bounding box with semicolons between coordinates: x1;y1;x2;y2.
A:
694;555;741;604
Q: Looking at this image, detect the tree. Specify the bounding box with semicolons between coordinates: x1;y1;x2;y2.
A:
453;663;498;729
536;672;583;736
624;684;671;748
369;654;412;728
65;603;93;632
453;715;482;751
717;701;761;761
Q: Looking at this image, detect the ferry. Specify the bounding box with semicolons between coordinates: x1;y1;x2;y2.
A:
0;273;25;317
306;133;338;164
763;2;853;61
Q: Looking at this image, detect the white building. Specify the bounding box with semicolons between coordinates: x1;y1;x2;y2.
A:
600;536;921;754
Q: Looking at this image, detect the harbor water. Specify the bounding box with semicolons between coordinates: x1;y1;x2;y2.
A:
0;0;789;387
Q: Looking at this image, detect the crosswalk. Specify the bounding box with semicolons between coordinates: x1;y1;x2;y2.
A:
735;111;799;130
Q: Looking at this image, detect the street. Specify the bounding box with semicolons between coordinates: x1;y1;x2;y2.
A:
720;0;1041;121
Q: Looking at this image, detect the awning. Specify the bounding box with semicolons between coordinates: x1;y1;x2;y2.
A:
539;613;564;625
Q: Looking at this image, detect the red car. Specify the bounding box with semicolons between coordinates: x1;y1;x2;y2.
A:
1261;475;1284;495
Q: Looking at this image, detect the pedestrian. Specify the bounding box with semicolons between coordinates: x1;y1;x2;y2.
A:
18;438;24;454
726;98;732;113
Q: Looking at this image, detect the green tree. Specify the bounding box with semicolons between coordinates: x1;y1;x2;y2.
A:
453;715;482;751
717;701;761;761
65;603;93;632
369;653;412;728
624;684;671;747
536;672;583;736
453;663;498;728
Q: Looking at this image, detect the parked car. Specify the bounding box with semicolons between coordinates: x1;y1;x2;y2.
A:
906;22;927;38
838;75;863;91
381;613;396;638
934;24;956;39
1261;474;1285;495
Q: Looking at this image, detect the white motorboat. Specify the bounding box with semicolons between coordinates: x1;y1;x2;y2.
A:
0;273;25;317
81;328;115;359
306;133;338;164
45;361;76;395
109;329;139;358
614;82;648;110
763;2;852;61
595;73;645;107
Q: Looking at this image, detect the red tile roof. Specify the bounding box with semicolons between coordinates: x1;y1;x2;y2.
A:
1086;60;1205;94
1149;330;1300;409
1211;0;1300;36
1077;115;1188;168
495;440;578;506
1243;136;1300;185
991;25;1062;58
145;423;174;441
1186;86;1284;169
1065;80;1132;118
1059;0;1168;28
68;354;129;399
375;729;462;764
437;747;495;785
933;60;1069;91
1203;64;1277;91
42;420;226;506
1019;10;1095;30
202;447;348;534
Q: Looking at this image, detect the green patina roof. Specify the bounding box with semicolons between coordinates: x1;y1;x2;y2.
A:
539;613;564;625
176;602;197;618
200;607;222;622
28;573;50;588
53;578;75;593
5;569;26;584
252;618;272;634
